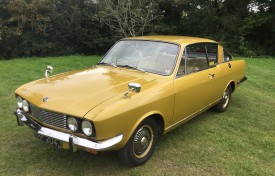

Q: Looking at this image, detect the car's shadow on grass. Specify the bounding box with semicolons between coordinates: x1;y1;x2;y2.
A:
14;100;243;175
30;109;222;172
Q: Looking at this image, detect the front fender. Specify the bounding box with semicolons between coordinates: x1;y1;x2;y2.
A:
84;80;174;150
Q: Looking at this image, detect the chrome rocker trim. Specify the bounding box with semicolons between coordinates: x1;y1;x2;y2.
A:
14;108;123;151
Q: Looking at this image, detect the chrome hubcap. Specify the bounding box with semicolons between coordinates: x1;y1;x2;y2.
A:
140;136;148;147
133;125;153;157
222;89;230;108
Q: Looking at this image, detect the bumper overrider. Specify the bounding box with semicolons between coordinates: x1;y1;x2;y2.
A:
14;108;123;152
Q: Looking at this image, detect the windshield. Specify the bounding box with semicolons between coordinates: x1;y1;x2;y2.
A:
100;40;179;75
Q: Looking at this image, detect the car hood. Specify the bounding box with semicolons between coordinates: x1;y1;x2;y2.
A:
15;66;156;117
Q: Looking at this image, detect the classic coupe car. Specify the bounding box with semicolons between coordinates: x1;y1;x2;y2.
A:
14;36;247;166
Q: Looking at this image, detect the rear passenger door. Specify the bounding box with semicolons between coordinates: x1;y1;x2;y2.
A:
174;43;220;122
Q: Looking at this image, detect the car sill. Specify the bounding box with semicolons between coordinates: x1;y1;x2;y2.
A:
164;99;220;133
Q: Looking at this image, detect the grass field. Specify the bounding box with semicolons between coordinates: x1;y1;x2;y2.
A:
0;56;274;175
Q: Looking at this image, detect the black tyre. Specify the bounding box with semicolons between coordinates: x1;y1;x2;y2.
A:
213;86;232;113
117;118;159;167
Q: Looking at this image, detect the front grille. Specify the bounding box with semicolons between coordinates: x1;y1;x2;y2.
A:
29;104;68;130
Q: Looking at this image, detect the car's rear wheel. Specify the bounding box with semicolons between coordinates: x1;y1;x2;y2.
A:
213;86;232;112
117;118;159;167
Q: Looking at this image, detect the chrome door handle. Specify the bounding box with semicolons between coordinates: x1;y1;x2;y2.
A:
208;73;215;78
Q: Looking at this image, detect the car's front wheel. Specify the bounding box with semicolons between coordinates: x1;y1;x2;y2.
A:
213;86;232;112
117;118;159;167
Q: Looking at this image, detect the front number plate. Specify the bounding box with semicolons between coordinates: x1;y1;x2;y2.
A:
34;133;62;149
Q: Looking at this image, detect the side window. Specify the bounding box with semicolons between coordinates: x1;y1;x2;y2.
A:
206;44;218;66
185;43;208;74
223;49;232;62
177;43;218;77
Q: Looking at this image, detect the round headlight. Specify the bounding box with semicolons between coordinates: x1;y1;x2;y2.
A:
16;96;23;108
67;117;78;132
22;100;29;112
82;120;93;136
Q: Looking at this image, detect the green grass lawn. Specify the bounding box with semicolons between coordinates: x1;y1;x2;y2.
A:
0;56;274;175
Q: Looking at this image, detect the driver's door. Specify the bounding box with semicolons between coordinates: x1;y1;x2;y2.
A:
173;43;220;123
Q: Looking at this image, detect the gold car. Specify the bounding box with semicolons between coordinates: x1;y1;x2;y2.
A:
14;36;247;166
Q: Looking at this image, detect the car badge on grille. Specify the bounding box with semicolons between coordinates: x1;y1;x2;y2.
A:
43;97;49;102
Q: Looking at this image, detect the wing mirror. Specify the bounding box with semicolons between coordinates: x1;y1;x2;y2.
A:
128;83;141;93
124;82;141;96
45;66;53;78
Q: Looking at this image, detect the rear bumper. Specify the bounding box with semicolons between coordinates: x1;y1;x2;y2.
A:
237;76;247;85
14;108;123;151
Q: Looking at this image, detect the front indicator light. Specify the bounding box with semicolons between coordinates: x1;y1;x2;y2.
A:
82;120;93;136
16;96;23;108
67;117;78;132
22;100;29;112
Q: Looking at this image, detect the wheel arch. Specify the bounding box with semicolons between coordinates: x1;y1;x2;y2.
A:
135;112;165;136
226;80;236;93
148;114;165;135
124;111;165;146
116;112;164;166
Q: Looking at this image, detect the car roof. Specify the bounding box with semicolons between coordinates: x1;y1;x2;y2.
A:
125;36;217;45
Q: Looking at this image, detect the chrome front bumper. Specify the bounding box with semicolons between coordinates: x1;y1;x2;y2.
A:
14;108;123;151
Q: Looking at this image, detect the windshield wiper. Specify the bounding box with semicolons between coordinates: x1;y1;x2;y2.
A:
97;62;117;68
117;64;145;73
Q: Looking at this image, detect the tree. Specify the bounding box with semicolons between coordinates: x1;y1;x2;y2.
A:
242;0;275;55
0;0;52;58
0;0;275;58
97;0;161;37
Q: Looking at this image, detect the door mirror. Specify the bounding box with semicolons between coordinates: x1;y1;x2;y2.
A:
128;82;141;93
